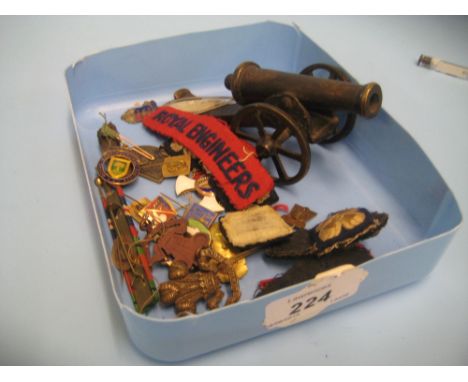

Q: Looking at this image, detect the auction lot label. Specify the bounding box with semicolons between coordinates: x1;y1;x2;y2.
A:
263;267;368;330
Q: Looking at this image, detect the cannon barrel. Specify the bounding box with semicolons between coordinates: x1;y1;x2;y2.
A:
225;62;382;118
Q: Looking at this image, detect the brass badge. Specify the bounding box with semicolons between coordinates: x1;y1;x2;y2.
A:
138;145;166;184
126;197;151;224
210;223;248;282
162;154;191;178
283;204;317;229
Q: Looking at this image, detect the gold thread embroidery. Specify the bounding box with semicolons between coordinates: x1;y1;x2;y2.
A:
314;218;382;257
316;208;366;242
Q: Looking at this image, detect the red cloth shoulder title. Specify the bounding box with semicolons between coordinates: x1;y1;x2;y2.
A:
143;106;274;210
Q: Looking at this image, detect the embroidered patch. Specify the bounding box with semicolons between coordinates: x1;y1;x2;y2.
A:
257;245;373;297
265;208;388;259
143;106;274;210
264;228;312;258
220;205;294;248
309;208;388;257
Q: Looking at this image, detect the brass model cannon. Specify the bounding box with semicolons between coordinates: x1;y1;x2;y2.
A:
224;62;382;185
166;61;383;185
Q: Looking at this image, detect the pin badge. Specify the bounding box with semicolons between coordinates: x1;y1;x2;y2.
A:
107;156;132;179
96;148;140;186
121;100;158;124
137;145;166;184
183;203;218;228
139;195;178;231
282;204;317;229
175;175;225;213
98;113;155;161
162;154;191;178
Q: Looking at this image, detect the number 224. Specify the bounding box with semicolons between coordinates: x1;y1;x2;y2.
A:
289;290;332;316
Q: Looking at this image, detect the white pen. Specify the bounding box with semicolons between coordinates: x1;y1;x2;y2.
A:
418;54;468;80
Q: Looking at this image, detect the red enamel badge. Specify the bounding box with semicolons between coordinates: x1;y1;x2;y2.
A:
143;106;274;210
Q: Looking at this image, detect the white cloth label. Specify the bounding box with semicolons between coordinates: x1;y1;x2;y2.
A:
263;267;368;330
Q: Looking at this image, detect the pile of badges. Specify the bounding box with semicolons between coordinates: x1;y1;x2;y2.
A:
94;97;388;317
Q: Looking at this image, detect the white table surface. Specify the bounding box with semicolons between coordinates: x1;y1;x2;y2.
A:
0;16;467;365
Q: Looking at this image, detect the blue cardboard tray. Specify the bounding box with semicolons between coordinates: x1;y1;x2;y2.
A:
65;21;462;361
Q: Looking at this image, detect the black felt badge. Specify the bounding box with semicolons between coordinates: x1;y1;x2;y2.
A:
256;244;373;297
265;207;388;258
309;208;388;257
264;228;312;258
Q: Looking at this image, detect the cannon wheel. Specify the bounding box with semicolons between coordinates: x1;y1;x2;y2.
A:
230;103;311;185
300;63;357;144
